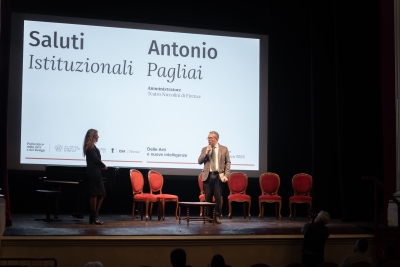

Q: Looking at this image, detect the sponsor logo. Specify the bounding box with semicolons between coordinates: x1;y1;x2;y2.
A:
55;145;63;152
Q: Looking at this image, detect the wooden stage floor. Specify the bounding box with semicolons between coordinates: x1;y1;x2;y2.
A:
3;213;374;237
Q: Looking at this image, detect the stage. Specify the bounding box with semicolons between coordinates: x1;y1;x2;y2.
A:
0;214;376;267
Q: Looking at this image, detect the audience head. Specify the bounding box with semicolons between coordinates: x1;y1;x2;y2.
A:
383;243;397;260
84;262;103;267
210;254;225;267
355;238;369;253
170;248;186;267
315;210;330;225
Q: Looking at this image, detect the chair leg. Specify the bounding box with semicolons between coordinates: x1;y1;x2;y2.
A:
149;202;153;221
289;201;292;220
262;202;264;219
157;200;162;221
200;206;203;217
228;200;232;219
162;200;166;221
175;200;179;220
248;201;251;220
145;200;149;222
258;200;261;219
278;201;282;220
132;201;136;220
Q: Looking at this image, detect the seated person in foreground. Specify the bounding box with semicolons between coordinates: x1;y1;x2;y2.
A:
301;211;330;267
170;248;187;267
378;243;398;267
340;238;372;267
210;254;225;267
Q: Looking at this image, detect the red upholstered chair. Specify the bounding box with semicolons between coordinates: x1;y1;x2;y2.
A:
317;262;339;267
289;173;313;220
129;169;159;222
148;170;179;221
381;260;400;267
349;261;372;267
258;172;282;220
227;172;251;219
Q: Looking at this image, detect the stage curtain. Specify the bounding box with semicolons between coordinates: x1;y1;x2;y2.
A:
1;0;12;226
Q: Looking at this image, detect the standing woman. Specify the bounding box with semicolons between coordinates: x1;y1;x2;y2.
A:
83;129;107;225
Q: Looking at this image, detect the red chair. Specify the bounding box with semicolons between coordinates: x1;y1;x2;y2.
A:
284;263;305;267
349;261;372;267
258;172;282;220
317;262;339;267
381;260;400;267
289;173;313;220
148;170;179;220
227;172;251;219
129;169;159;222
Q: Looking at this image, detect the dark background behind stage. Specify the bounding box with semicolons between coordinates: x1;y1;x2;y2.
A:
3;0;390;221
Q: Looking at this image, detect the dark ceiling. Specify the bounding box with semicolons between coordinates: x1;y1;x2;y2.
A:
10;0;270;34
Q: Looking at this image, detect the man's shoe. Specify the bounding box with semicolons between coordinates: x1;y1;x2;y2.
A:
215;217;222;224
205;217;213;223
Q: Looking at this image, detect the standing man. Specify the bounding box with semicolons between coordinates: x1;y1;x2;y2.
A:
198;131;231;224
301;211;330;267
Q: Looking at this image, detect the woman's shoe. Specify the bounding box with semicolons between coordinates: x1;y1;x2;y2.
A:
93;216;104;225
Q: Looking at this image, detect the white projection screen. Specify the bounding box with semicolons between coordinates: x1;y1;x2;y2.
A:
8;13;268;176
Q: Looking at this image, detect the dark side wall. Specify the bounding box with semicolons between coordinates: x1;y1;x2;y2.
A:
6;0;384;221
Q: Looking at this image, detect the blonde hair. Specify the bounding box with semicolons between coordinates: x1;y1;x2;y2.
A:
83;129;98;156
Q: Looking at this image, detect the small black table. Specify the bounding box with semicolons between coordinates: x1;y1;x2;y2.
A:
35;190;62;222
178;202;216;226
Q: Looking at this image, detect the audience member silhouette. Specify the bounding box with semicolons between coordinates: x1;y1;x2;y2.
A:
84;262;103;267
170;248;187;267
340;238;372;267
301;210;330;267
210;254;226;267
378;243;398;267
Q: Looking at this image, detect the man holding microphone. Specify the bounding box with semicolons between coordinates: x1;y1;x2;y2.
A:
198;131;231;224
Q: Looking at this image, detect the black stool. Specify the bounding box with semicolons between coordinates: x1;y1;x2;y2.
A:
35;190;62;222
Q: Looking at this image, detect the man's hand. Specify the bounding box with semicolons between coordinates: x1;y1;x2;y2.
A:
219;174;228;182
206;145;212;154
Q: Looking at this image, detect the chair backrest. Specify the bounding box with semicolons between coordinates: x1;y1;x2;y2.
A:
198;173;204;194
259;172;280;195
381;260;400;267
284;263;305;267
148;170;164;194
349;261;372;267
130;169;145;194
317;262;339;267
228;172;248;194
292;173;312;196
